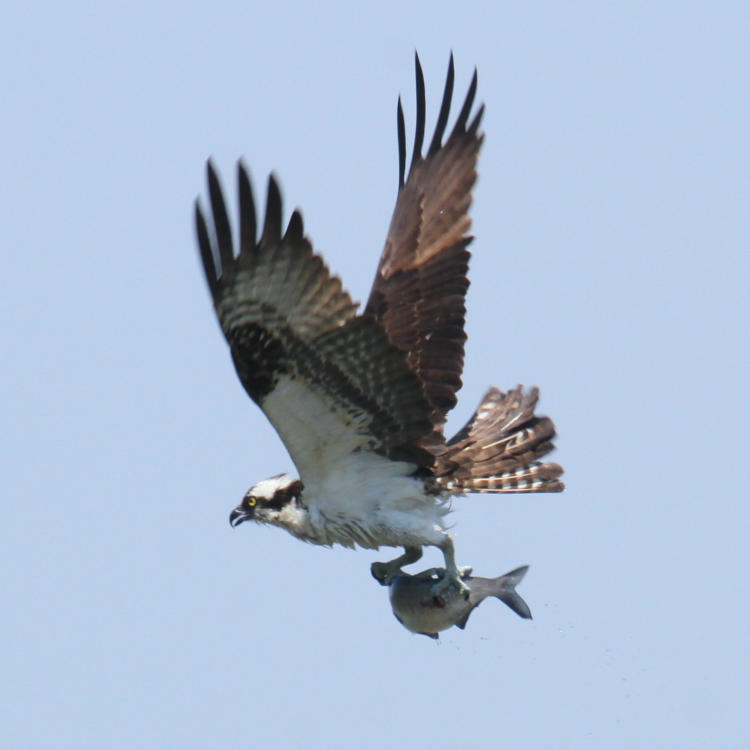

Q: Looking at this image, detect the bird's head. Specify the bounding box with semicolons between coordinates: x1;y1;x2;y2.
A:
229;474;303;528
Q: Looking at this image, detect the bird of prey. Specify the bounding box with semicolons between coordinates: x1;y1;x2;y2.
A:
194;54;564;596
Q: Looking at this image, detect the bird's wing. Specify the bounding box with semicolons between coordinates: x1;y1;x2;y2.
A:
195;162;435;485
365;54;484;436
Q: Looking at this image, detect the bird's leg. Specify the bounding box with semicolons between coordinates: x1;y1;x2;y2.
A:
432;535;472;600
370;546;423;586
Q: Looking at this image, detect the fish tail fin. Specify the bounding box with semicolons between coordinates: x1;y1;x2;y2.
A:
492;565;533;619
434;386;564;494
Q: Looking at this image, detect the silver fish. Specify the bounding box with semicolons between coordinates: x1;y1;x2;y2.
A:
373;564;532;639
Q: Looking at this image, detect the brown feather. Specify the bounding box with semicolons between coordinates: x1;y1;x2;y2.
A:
433;386;565;494
365;54;484;432
195;58;565;494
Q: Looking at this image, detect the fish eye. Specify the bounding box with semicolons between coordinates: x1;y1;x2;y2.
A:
246;496;257;508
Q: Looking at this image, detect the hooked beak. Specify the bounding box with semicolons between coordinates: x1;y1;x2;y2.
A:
229;507;250;528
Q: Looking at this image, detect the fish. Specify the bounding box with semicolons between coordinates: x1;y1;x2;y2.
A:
373;563;532;639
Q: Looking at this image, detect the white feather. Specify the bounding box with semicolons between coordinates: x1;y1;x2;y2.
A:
260;374;449;550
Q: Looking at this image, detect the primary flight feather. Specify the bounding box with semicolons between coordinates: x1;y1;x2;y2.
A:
195;54;564;596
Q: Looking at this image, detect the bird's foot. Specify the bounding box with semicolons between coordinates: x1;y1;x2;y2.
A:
371;547;423;586
430;565;473;602
371;560;400;586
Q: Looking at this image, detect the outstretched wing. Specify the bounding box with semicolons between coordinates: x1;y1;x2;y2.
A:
365;54;484;434
195;161;435;482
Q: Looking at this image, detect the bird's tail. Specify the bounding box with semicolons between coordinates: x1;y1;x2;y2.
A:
433;386;564;494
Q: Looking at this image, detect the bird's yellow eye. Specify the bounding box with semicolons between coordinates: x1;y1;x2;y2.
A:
247;496;257;507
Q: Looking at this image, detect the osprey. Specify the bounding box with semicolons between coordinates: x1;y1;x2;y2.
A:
195;55;564;596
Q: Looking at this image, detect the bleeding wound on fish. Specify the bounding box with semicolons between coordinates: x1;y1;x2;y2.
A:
372;563;533;639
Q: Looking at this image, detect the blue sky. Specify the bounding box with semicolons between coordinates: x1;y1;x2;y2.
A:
2;2;748;748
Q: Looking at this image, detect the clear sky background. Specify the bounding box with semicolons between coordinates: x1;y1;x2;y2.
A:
2;2;748;748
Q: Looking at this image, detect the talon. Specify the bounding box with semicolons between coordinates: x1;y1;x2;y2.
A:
371;547;423;586
430;569;471;602
371;561;397;586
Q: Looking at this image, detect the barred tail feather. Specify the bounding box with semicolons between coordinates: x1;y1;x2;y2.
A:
455;462;564;493
435;385;565;494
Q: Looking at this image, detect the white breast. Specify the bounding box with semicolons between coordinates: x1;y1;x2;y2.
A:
262;375;450;550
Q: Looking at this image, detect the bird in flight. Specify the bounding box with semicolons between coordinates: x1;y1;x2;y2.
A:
194;54;564;597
